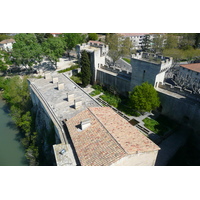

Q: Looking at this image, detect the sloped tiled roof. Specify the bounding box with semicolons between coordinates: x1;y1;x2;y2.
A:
180;63;200;73
118;33;149;37
0;39;15;44
88;40;104;45
66;108;126;166
66;107;160;166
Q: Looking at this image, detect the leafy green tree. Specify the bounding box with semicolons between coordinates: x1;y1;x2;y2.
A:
60;33;86;57
178;33;196;50
1;75;39;165
44;33;53;38
0;34;12;42
164;34;178;49
42;37;66;68
108;49;121;65
0;50;12;72
88;33;98;41
12;33;43;68
105;33;120;51
81;50;91;86
163;48;185;64
35;33;46;44
129;82;160;113
105;34;123;65
2;76;31;112
194;33;200;49
152;34;166;53
141;34;152;52
121;37;133;57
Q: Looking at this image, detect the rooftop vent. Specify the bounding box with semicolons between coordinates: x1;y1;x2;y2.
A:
52;77;58;84
74;99;82;109
81;118;91;130
57;82;64;90
44;72;51;80
67;93;74;102
59;149;66;155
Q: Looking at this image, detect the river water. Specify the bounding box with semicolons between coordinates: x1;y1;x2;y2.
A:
0;97;28;166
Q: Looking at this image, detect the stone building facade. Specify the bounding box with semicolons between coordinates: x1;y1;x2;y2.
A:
76;42;173;96
130;52;173;90
76;40;109;84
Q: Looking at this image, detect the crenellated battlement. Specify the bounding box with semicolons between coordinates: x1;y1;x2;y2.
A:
100;65;132;78
132;52;173;66
158;82;200;102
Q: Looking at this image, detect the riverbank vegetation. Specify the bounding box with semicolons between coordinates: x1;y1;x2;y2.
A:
0;76;39;165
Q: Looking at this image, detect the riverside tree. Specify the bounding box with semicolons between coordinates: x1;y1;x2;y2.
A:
0;50;12;72
12;33;43;68
81;50;91;87
129;82;160;113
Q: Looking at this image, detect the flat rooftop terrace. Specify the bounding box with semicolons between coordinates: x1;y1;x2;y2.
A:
29;72;101;122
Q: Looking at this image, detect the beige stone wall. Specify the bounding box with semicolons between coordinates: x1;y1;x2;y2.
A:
111;150;159;166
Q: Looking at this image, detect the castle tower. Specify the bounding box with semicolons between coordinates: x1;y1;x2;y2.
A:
130;52;173;90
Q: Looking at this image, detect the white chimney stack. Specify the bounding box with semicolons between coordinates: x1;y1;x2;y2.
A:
81;118;91;130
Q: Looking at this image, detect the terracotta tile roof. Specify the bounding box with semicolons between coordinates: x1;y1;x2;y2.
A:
0;39;15;44
89;107;160;154
66;109;126;166
118;33;149;37
180;63;200;73
66;107;160;166
88;40;104;45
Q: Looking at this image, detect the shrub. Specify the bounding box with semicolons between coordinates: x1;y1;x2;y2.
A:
143;117;168;135
100;92;121;108
89;90;101;97
122;58;131;64
58;64;79;73
70;75;82;84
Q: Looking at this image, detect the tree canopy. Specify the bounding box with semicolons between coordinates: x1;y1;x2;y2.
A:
81;50;91;86
0;50;12;72
42;37;66;68
121;37;133;57
106;34;133;65
60;33;86;55
88;33;98;41
0;33;13;42
129;82;160;113
141;35;151;52
12;33;43;68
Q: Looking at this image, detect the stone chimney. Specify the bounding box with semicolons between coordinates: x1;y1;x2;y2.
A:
67;93;74;102
45;72;51;80
57;82;64;90
52;77;58;84
81;118;91;130
74;99;82;109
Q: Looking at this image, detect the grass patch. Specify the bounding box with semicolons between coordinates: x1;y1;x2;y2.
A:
100;92;121;108
89;89;101;97
70;72;82;85
58;64;79;73
122;58;131;64
143;117;169;136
